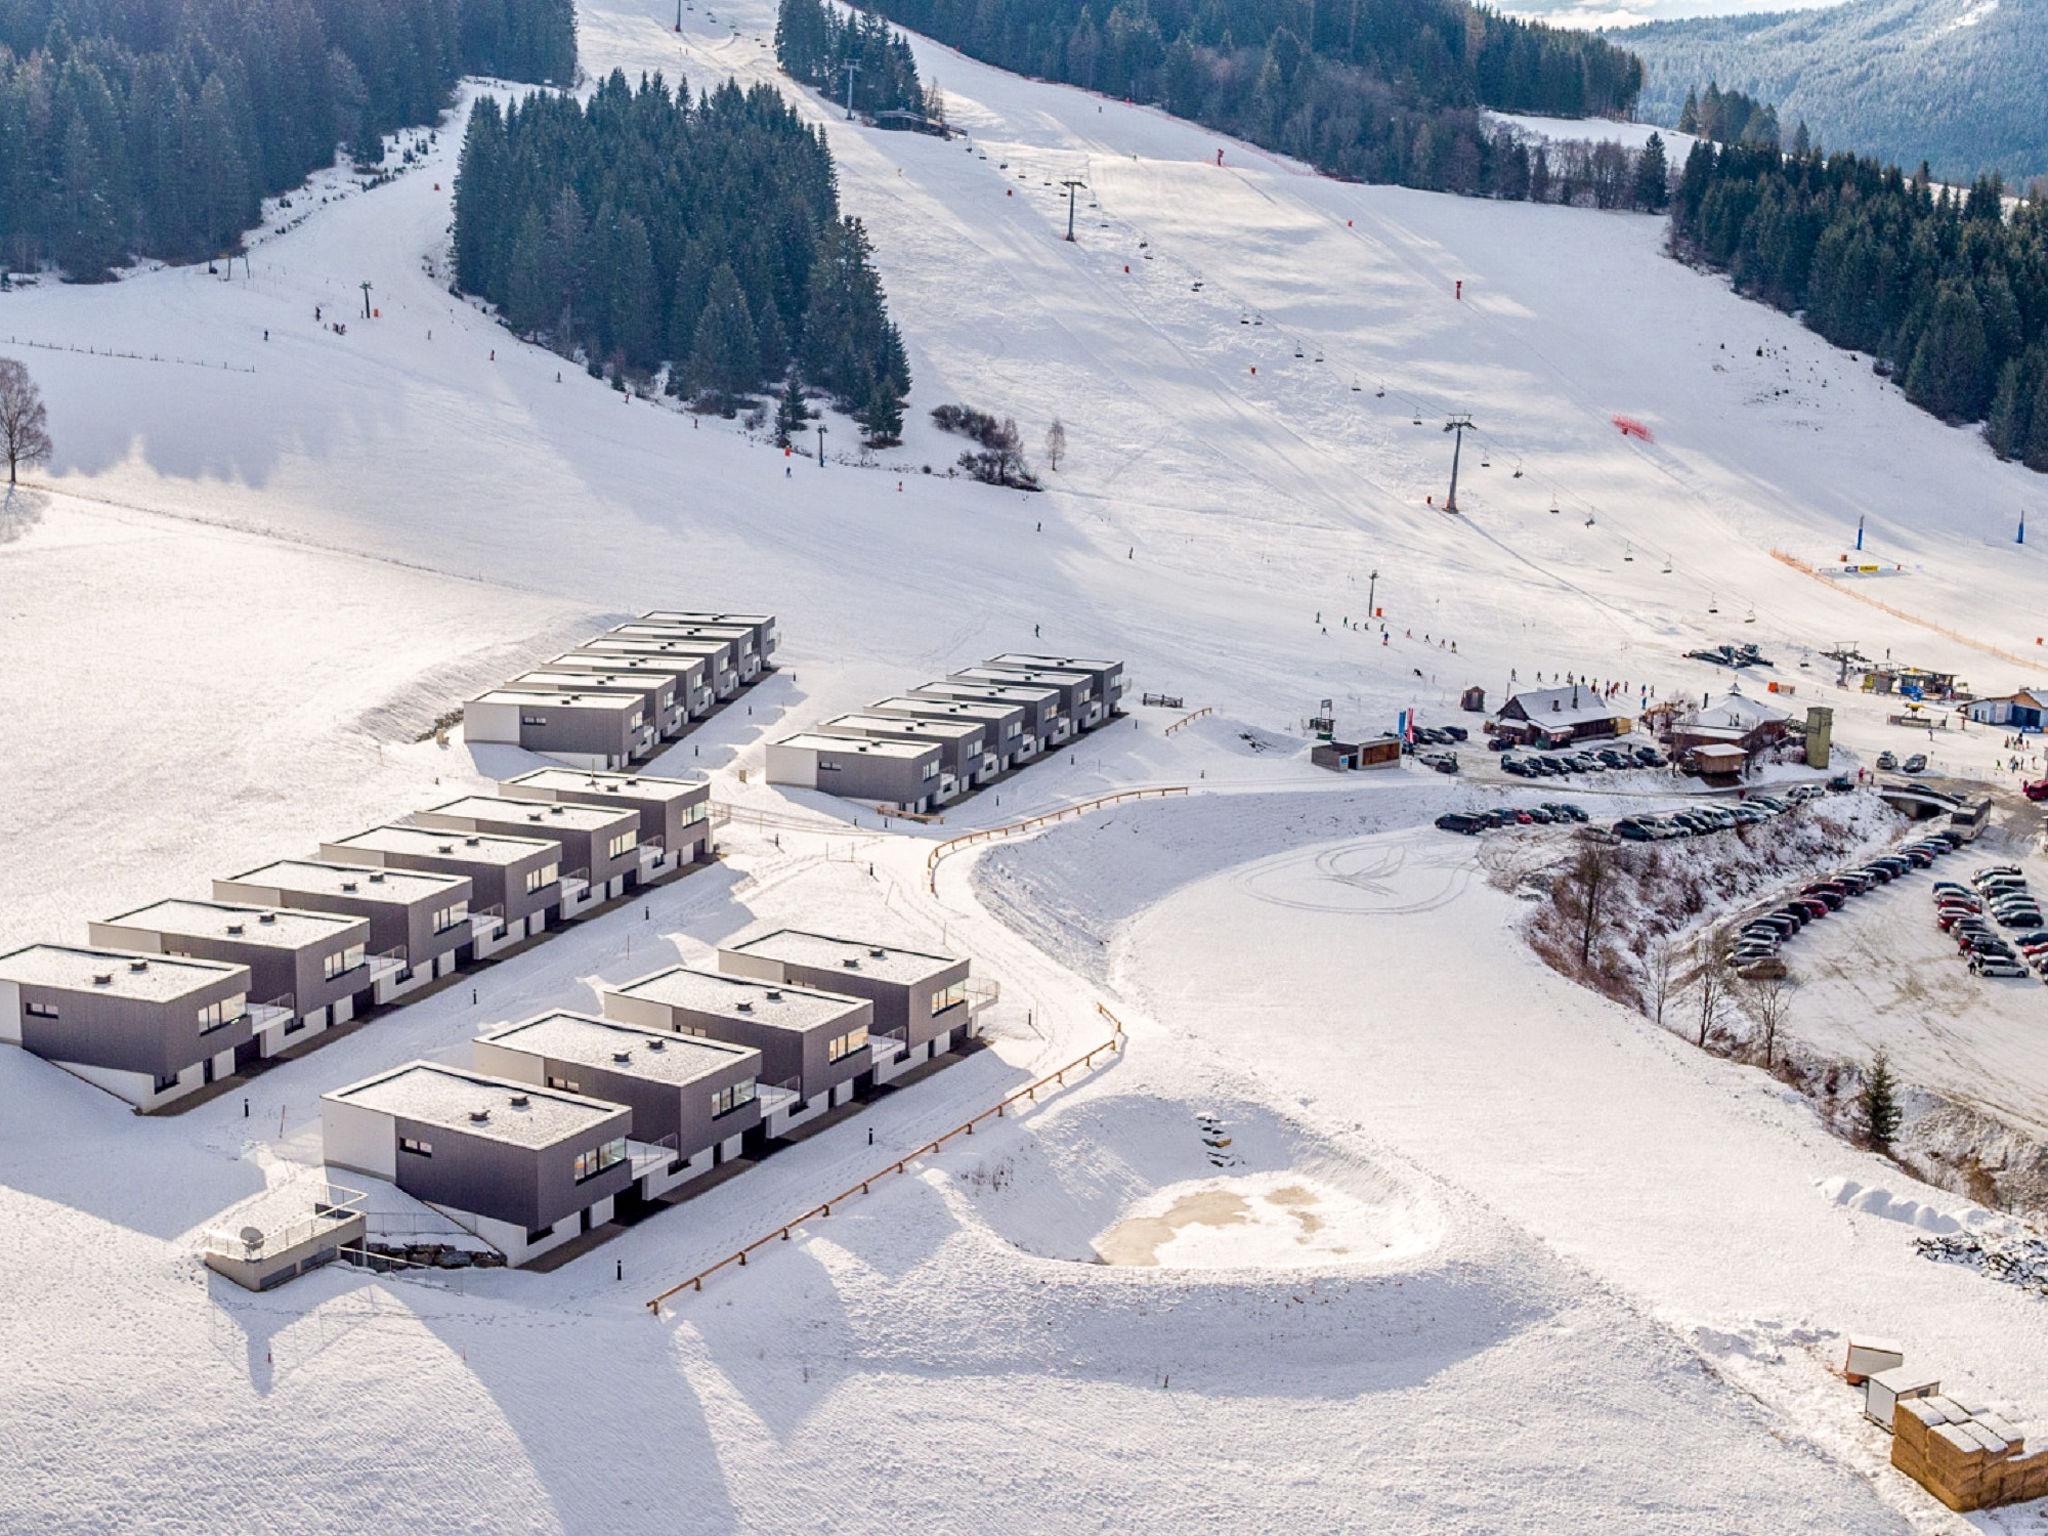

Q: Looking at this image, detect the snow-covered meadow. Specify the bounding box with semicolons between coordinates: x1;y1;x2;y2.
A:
3;0;2048;1527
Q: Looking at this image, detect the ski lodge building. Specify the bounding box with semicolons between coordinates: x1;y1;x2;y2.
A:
1495;686;1632;747
1965;689;2047;731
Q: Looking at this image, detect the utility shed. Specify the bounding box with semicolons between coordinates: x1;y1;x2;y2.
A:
1311;735;1401;772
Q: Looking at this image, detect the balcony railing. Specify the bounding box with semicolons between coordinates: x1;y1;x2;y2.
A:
364;946;406;977
756;1077;802;1118
557;868;591;899
202;1181;366;1263
468;904;505;937
248;994;295;1031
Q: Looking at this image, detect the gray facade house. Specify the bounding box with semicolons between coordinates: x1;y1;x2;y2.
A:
322;1061;633;1267
213;860;474;1007
814;713;994;798
406;795;640;915
984;654;1127;718
87;899;374;1058
462;687;653;771
584;638;741;702
509;670;684;741
497;768;712;878
718;930;972;1083
868;695;1030;771
946;671;1081;745
601;965;878;1138
610;621;761;683
957;665;1102;734
637;611;777;667
765;732;943;814
318;824;561;955
473;1011;761;1200
907;680;1056;758
0;943;259;1108
551;651;715;722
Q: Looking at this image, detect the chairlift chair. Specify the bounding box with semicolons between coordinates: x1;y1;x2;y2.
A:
1745;607;1757;625
1708;594;1720;614
1549;495;1559;514
1624;542;1634;561
1661;557;1673;574
1314;348;1324;363
1375;384;1385;398
1294;344;1305;358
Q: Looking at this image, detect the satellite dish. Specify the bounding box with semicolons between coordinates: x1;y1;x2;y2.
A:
239;1225;265;1252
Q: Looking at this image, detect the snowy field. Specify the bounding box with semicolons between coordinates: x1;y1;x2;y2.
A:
3;0;2048;1526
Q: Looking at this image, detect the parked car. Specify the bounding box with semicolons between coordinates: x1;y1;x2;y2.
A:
1488;736;1513;752
1546;803;1589;823
1440;725;1469;742
1827;775;1855;793
1615;820;1654;842
1877;751;1898;770
1436;812;1485;834
1634;746;1665;767
1902;753;1928;774
1971;956;2030;978
2026;779;2048;803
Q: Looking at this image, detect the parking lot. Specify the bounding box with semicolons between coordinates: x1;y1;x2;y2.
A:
1776;843;2048;1140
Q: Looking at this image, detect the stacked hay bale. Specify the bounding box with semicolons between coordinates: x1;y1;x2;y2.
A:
1892;1397;2048;1511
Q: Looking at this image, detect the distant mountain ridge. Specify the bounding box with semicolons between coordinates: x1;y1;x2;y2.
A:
1608;0;2048;184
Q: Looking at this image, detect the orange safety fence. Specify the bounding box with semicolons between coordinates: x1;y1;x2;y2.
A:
924;786;1189;893
645;1004;1130;1313
1768;549;2037;669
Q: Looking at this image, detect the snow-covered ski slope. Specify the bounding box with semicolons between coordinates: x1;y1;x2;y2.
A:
3;0;2048;1529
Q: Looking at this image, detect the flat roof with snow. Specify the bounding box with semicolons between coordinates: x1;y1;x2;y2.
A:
326;1061;623;1148
415;796;634;833
479;1011;756;1086
915;679;1060;704
952;667;1091;693
225;859;468;902
552;651;707;679
775;733;937;760
611;966;865;1034
725;929;960;986
871;696;1016;723
639;610;773;626
511;670;670;696
584;638;729;661
98;898;363;949
820;714;985;743
984;653;1120;671
326;824;558;867
502;768;707;804
467;688;645;714
0;943;245;1001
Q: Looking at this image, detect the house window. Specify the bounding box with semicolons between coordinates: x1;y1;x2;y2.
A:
629;713;644;730
521;713;548;726
547;1075;582;1094
400;1137;432;1157
606;830;637;861
25;1000;58;1019
431;901;469;935
817;761;841;773
573;1138;627;1182
827;1027;869;1063
682;802;708;824
930;982;966;1016
525;862;560;894
153;1070;182;1093
921;761;938;780
323;944;365;981
197;994;246;1033
527;1223;556;1244
711;1080;756;1118
1007;722;1021;737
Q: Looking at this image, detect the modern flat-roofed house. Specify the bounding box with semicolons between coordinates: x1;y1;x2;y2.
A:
602;965;878;1137
552;651;715;722
406;796;640;914
1496;685;1632;747
814;713;993;797
637;611;777;668
497;768;711;877
610;622;761;683
213;860;473;1006
462;687;653;771
509;669;684;740
0;943;262;1108
868;695;1031;771
765;732;944;814
907;680;1057;756
88;899;375;1057
719;930;972;1082
583;638;741;702
959;664;1103;733
984;654;1126;718
474;1011;761;1199
322;1061;633;1266
949;669;1088;743
318;824;560;956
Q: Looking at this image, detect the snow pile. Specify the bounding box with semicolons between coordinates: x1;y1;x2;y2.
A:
1816;1174;1969;1234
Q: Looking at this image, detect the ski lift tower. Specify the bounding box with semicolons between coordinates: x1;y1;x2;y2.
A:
1061;178;1088;242
1442;414;1474;515
841;62;860;121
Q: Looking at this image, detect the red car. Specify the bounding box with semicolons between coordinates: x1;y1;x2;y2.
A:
2027;780;2048;803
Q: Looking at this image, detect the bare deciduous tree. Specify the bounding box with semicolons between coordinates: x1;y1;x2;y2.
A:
1695;943;1729;1049
1044;414;1067;471
1647;935;1678;1027
0;358;52;485
1566;845;1614;968
1741;970;1794;1069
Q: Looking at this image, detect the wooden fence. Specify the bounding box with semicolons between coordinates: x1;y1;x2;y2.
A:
645;1004;1130;1313
1163;707;1213;735
924;786;1188;892
1769;548;2037;668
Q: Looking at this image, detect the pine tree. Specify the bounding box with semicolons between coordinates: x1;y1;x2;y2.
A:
773;374;808;446
1860;1049;1901;1152
687;264;760;410
1905;280;1991;423
858;371;904;446
1633;131;1668;213
1677;87;1698;135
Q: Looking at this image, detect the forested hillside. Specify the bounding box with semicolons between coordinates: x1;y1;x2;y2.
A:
1673;142;2048;471
452;70;909;437
775;0;924;117
0;0;575;279
859;0;1642;198
1612;0;2048;185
